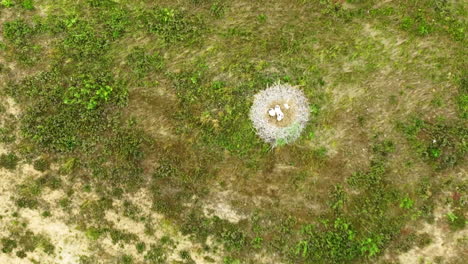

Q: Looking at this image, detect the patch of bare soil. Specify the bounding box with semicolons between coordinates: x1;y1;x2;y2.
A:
125;81;178;140
124;188;223;263
4;97;21;117
0;97;219;263
397;219;467;263
213;153;328;225
0;155;91;264
202;190;247;223
0;151;225;263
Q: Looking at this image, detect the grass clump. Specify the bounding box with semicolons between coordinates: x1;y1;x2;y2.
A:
398;118;467;170
0;119;16;143
398;0;466;40
0;153;19;170
289;140;409;263
3;19;35;45
126;47;164;78
1;237;17;253
63;74;114;110
170;68;268;156
60;20;109;59
21;0;33;10
13;174;62;209
140;7;205;43
1;224;55;257
446;211;466;230
144;244;167;264
294;218;361;262
1;0;14;8
458;75;468;119
2;18;42;64
33;158;50;172
118;254;134;264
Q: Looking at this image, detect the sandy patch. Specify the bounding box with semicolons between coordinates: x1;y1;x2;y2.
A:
4;97;21;117
202;190;247;223
124;188;223;263
21;209;91;264
398;222;467;264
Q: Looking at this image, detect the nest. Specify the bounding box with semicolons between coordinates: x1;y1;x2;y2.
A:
250;83;310;146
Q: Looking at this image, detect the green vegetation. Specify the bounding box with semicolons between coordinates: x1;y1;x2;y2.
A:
33;158;50;172
140;7;205;43
0;0;466;263
1;223;55;258
0;153;19;170
63;74;114;110
144;245;166;263
127;47;164;78
399;118;467;170
458;75;468;119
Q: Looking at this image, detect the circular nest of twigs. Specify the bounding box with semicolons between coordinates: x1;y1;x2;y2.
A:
250;82;310;146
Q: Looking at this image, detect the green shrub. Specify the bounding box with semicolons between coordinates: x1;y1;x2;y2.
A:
108;228;138;244
13;67;129;156
35;234;55;255
221;228;246;251
79;255;98;264
170;69;267;156
399;2;465;40
372;140;395;156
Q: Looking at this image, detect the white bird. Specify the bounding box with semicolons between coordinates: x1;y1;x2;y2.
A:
283;103;290;109
268;108;276;117
274;105;284;121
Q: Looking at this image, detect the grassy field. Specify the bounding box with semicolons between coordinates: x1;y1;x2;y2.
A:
0;0;467;263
